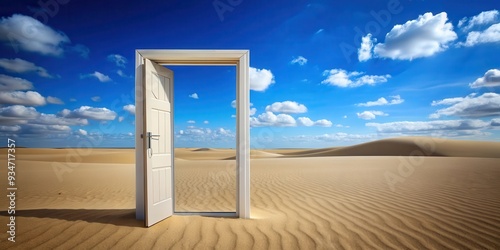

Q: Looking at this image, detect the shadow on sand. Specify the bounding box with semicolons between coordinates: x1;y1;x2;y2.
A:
0;209;144;227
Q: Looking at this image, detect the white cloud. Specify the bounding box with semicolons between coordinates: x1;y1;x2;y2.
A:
116;69;130;78
343;115;348;119
59;106;117;121
460;23;500;47
22;124;71;134
250;112;296;127
35;113;87;126
250;67;275;91
91;96;101;102
469;69;500;88
265;101;307;114
291;56;308;65
373;12;457;60
0;58;53;77
297;117;332;127
0;125;21;132
358;34;374;62
107;54;127;68
0;74;33;91
315;132;375;142
187;120;196;124
322;69;390;87
77;129;88;136
203;120;209;124
315;119;333;127
123;104;135;115
367;119;492;133
189;93;199;99
430;92;500;118
176;126;234;142
297;117;314;126
46;96;64;105
458;10;499;31
0;14;70;56
118;116;124;122
356;95;404;107
357;111;388;120
0;91;46;106
0;105;38;123
80;71;112;82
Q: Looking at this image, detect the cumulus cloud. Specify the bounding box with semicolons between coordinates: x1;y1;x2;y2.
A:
297;117;333;127
366;119;492;133
357;110;388;120
203;120;209;124
187;120;196;124
22;124;71;134
0;14;71;56
373;12;457;60
91;96;101;102
458;10;499;31
123;104;135;115
469;69;500;88
0;91;46;106
107;54;127;68
77;129;88;136
291;56;308;65
265;101;307;114
46;96;64;105
0;74;33;91
59;106;117;121
322;69;390;87
189;93;199;99
0;125;21;132
176;126;234;142
0;58;53;77
358;34;374;62
356;95;404;107
460;23;500;47
250;67;275;91
0;105;38;124
250;112;296;127
35;113;88;126
80;71;111;82
429;92;500;118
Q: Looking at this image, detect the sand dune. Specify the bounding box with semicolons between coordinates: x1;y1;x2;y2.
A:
1;137;500;249
281;137;500;158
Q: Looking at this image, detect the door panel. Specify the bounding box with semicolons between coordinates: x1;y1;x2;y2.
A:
144;59;173;227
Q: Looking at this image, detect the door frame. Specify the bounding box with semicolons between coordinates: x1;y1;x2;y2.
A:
135;50;250;221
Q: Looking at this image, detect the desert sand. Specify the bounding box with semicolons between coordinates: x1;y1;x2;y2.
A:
1;137;500;249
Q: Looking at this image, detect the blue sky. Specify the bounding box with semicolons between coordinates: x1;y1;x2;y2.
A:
0;0;499;148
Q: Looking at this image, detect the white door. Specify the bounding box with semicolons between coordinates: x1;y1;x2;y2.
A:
144;58;173;227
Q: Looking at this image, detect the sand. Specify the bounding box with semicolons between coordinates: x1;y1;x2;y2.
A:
1;137;500;249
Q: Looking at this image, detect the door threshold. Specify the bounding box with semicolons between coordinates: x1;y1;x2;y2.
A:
174;212;238;218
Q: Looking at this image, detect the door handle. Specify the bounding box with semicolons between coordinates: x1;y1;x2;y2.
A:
142;132;160;149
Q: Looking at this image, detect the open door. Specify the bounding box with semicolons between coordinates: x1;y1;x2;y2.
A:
136;50;250;223
143;58;174;227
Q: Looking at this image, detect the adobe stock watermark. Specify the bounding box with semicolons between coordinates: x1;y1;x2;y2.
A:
7;0;71;53
385;137;445;192
212;0;243;22
339;0;404;63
